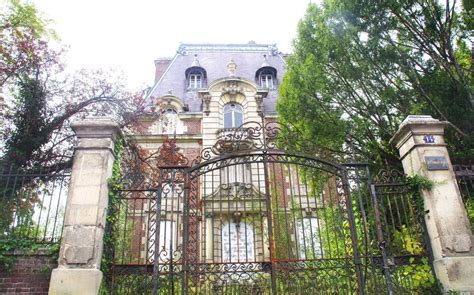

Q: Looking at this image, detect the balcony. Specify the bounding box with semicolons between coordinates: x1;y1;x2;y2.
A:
217;128;251;141
215;128;254;153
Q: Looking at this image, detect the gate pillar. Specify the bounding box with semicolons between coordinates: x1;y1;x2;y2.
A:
49;117;120;295
390;115;474;293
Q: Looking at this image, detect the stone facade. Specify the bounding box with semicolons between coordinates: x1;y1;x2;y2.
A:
126;43;291;266
138;42;286;162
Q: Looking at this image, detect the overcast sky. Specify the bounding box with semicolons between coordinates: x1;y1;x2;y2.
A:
32;0;311;90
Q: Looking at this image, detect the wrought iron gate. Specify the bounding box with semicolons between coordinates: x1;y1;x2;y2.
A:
105;123;435;294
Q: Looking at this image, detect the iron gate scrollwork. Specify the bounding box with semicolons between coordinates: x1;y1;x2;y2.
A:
105;122;435;294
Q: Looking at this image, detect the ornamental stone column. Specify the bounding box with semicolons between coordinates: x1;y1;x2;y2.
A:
390;115;474;293
49;117;120;295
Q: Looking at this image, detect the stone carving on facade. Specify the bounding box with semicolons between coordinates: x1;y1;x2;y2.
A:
221;81;244;96
255;94;264;115
202;94;212;116
226;59;237;76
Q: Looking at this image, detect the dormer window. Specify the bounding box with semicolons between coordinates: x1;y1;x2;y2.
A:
260;72;274;89
188;73;202;89
223;103;243;128
185;60;207;90
256;66;277;89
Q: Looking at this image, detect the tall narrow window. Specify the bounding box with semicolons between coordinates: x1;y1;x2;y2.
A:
223;103;243;128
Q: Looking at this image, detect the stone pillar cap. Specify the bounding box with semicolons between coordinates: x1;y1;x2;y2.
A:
71;117;121;139
389;115;449;147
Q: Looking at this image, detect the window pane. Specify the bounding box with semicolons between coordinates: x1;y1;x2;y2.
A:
222;222;255;262
160;110;177;134
234;111;243;127
148;220;176;262
224;112;233;128
261;74;273;88
223;103;243;128
189;74;202;89
297;217;322;259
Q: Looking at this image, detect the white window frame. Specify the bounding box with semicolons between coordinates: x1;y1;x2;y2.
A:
221;163;251;184
260;73;274;89
188;73;202;89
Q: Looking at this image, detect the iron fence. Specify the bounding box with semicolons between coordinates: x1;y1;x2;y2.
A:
0;164;71;243
453;164;474;232
103;123;438;294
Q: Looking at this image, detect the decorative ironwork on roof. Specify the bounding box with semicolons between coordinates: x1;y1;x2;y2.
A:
177;43;279;55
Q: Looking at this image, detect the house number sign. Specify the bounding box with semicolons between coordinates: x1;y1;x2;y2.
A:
423;135;435;143
425;156;449;170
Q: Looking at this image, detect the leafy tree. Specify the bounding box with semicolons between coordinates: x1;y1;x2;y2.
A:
0;0;145;173
278;0;473;170
0;1;148;235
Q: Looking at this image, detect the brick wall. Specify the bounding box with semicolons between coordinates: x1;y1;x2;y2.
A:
0;250;57;294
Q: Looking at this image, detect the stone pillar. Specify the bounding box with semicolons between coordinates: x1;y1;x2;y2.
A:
390;115;474;293
49;118;120;295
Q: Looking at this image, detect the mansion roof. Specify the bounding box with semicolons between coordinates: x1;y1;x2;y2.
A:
147;43;287;114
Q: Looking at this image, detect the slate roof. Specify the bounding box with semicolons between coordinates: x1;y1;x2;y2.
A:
148;43;287;114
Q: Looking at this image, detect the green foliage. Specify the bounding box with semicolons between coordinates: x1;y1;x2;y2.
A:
405;175;433;221
5;77;49;168
278;0;474;171
100;137;124;293
392;226;437;292
0;237;59;272
466;199;474;233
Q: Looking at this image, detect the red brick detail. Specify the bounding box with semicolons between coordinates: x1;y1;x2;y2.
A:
154;59;172;83
183;120;201;135
182;147;201;163
0;253;57;295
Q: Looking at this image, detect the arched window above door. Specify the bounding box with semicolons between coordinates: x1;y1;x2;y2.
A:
223;103;243;128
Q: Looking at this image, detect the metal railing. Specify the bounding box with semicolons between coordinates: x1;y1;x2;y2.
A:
0;164;71;243
454;164;474;232
216;128;251;141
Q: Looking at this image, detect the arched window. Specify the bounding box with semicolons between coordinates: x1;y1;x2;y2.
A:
161;108;178;134
223;103;243;128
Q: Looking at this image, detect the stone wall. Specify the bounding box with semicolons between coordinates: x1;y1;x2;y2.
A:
0;250;57;294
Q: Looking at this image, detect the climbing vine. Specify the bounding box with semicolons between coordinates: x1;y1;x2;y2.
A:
100;137;124;293
405;175;434;221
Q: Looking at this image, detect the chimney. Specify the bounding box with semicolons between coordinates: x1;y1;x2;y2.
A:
154;58;172;83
